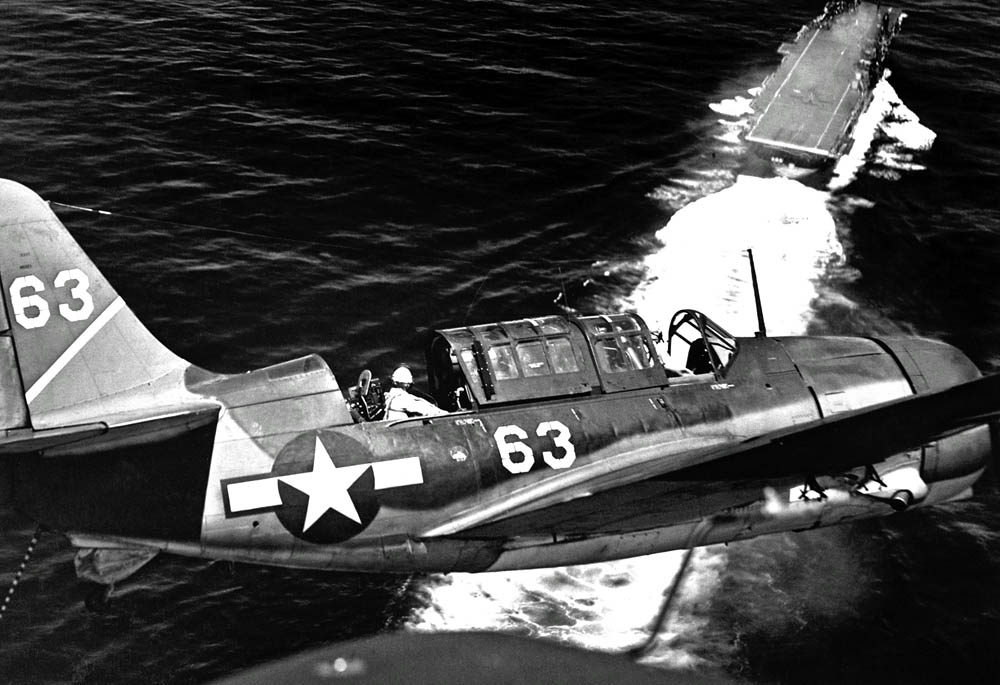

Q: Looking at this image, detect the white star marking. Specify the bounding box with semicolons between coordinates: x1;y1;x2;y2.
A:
278;437;371;530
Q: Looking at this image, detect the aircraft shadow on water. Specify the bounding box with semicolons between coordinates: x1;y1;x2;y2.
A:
1;177;999;600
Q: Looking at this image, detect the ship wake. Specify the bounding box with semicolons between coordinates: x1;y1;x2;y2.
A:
830;71;937;189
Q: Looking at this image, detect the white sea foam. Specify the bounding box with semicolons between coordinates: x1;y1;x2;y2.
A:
410;548;728;669
647;87;761;211
829;72;938;190
708;94;755;119
633;175;842;362
714;119;747;147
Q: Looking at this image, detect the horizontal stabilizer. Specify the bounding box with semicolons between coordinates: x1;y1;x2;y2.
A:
0;402;219;458
75;547;159;586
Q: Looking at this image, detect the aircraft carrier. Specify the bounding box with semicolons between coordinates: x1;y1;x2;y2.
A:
746;1;905;171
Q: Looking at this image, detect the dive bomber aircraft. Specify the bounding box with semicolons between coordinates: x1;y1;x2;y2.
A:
1;177;999;587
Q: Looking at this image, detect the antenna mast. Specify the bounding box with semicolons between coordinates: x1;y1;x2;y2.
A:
747;249;767;338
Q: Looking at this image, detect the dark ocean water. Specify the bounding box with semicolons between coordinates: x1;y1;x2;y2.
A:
2;0;999;682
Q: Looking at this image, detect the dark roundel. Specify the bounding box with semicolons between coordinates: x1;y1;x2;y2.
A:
270;430;379;544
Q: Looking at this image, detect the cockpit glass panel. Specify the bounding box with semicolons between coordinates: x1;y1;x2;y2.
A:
548;337;579;374
538;319;568;335
613;317;640;332
623;334;655;369
596;339;629;373
586;320;613;334
516;341;550;377
505;321;538;338
478;325;509;344
488;344;520;380
459;349;482;391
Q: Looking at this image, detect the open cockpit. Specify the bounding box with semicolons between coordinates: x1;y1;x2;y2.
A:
665;309;737;379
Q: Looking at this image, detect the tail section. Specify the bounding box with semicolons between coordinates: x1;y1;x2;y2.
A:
0;179;190;430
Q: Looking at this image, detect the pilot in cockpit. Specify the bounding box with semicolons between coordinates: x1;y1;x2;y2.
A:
384;365;448;420
686;339;722;375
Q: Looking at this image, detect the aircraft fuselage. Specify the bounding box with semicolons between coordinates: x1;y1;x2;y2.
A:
15;334;989;575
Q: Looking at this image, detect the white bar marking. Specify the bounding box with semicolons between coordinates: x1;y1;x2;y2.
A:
26;297;126;405
224;456;423;516
228;478;283;512
372;457;424;489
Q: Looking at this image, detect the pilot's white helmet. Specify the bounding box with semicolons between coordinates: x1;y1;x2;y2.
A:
391;366;413;385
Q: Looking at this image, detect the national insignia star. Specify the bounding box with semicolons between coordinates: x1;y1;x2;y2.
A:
278;437;370;530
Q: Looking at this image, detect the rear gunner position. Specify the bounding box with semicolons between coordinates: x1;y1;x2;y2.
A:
383;366;447;420
1;177;998;587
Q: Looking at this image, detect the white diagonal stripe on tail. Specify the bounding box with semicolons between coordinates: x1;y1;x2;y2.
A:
25;297;126;405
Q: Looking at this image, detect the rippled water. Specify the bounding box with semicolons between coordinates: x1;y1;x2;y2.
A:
2;1;999;682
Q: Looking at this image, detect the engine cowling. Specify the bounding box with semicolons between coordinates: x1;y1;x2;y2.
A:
878;337;994;492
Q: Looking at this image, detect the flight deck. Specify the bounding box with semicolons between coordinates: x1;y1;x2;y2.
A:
746;1;904;168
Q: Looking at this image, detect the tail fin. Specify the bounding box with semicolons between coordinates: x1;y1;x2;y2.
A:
0;179;189;429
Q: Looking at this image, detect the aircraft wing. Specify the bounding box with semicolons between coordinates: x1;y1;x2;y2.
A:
425;371;1000;538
